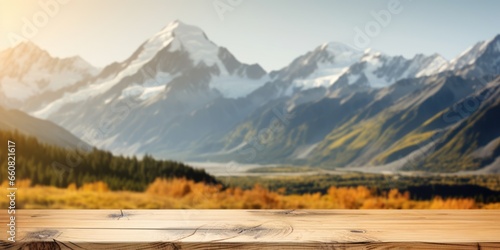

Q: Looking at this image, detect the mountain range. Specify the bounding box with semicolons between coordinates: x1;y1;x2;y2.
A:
1;20;499;173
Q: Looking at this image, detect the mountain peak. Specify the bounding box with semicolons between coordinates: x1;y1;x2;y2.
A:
3;40;48;58
488;34;500;52
0;41;50;70
158;19;196;33
447;34;500;72
143;20;218;67
170;19;182;25
318;41;363;66
321;42;360;54
1;41;97;73
360;48;382;62
0;41;99;105
152;20;209;44
14;40;39;50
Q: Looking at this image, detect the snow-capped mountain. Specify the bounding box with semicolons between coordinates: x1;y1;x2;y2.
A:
0;41;99;109
3;19;499;173
28;20;268;157
34;20;267;119
247;42;448;109
252;42;363;101
123;20;268;98
443;34;500;77
332;50;448;88
286;42;364;89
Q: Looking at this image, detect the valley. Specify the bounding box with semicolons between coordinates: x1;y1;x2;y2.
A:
2;25;500;173
1;19;500;208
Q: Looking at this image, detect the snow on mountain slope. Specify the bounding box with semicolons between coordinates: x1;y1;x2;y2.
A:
291;42;363;89
442;34;500;77
414;54;449;77
123;20;225;77
333;50;448;88
119;72;178;100
211;74;270;98
0;42;98;105
256;42;449;106
28;20;270;159
34;20;268;119
158;21;221;68
120;20;267;98
246;42;365;103
446;39;492;71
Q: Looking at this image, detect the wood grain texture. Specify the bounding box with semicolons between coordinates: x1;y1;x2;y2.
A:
1;209;499;249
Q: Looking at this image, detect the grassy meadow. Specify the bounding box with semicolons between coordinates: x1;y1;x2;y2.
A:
3;178;499;209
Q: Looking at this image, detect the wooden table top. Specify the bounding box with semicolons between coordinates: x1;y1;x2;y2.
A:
1;209;499;249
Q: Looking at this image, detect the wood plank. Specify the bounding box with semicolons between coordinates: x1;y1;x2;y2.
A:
1;210;499;249
1;241;496;250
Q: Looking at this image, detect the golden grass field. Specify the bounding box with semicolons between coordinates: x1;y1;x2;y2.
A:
3;179;500;209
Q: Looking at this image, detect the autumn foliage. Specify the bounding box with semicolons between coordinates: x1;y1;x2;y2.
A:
2;178;492;209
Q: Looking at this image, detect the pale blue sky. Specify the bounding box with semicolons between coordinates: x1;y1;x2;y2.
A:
0;0;499;71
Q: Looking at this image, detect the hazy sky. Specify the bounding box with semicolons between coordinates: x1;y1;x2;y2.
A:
0;0;499;71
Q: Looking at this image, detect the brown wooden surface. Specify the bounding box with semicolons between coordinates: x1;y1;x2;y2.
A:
1;209;499;249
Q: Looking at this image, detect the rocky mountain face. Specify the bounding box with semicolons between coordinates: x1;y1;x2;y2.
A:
25;21;268;156
0;42;99;110
2;20;499;173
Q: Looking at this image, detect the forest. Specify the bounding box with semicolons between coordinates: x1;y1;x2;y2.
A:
0;130;218;191
222;173;500;203
1;129;499;209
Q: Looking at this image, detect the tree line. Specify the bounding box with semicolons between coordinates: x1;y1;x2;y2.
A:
0;130;219;191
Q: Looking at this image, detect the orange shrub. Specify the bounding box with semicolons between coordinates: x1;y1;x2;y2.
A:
0;178;491;209
80;181;109;192
429;197;477;209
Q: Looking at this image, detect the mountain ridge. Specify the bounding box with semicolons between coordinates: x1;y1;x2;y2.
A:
1;20;499;173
